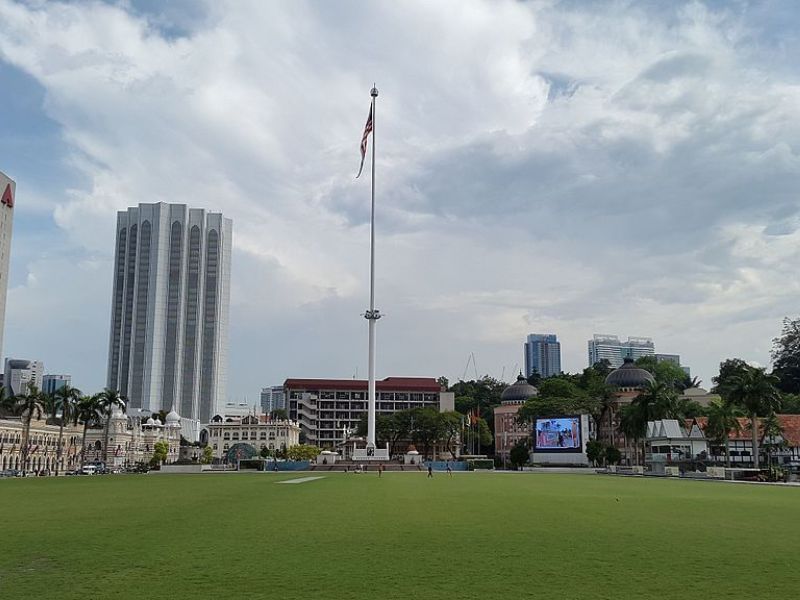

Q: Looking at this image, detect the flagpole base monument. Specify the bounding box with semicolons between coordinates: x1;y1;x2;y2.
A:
352;84;390;463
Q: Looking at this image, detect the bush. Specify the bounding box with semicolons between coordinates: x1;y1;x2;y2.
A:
468;459;494;471
605;446;622;465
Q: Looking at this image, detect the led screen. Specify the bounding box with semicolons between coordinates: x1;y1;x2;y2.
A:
534;417;581;452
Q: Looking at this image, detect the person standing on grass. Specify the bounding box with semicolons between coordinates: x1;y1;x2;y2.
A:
446;462;452;477
378;464;383;477
427;464;433;478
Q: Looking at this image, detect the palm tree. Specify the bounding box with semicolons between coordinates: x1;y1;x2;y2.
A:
724;366;780;469
761;411;785;468
705;398;743;468
12;384;46;473
626;381;673;465
52;384;82;475
96;388;126;466
75;395;102;468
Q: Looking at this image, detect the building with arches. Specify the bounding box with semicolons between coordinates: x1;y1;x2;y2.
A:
0;416;83;474
82;407;182;468
105;203;232;426
201;414;301;462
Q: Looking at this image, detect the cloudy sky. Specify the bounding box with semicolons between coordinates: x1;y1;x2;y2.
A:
1;0;799;400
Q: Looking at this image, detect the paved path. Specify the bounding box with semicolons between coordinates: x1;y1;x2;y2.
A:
277;476;325;484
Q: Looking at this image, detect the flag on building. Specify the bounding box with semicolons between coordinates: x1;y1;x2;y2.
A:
355;104;373;178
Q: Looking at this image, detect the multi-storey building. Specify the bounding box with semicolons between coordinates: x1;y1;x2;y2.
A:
42;374;72;395
494;375;538;463
523;333;561;378
4;359;44;395
0;171;14;362
83;407;182;468
105;203;232;423
201;414;301;461
588;334;654;368
284;377;454;449
0;416;83;473
260;385;285;414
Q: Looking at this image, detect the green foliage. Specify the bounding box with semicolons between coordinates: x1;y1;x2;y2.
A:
270;408;288;421
634;356;691;391
772;317;800;393
200;446;213;464
780;393;800;414
286;444;320;461
586;439;606;466
150;440;169;466
509;441;529;468
259;446;273;459
605;445;622;465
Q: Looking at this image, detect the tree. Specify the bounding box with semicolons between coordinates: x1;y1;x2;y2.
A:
711;358;750;395
96;389;126;465
772;317;800;393
586;439;606;467
269;408;288;421
150;440;169;467
509;440;529;469
286;444;320;461
436;376;449;390
52;384;82;475
11;384;46;472
635;356;692;391
200;445;213;464
605;446;622;465
411;407;444;459
780;393;800;414
705;398;743;468
761;412;785;467
259;445;272;459
75;395;102;467
439;411;463;459
723;365;780;469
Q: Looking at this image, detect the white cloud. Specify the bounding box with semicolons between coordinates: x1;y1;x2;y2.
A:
0;0;799;395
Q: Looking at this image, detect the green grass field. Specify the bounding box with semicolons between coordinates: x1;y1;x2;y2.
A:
1;472;798;599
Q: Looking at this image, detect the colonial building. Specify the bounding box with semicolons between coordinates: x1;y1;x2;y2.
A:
201;414;301;462
285;377;454;449
602;357;656;465
494;375;537;463
0;417;82;473
83;407;182;468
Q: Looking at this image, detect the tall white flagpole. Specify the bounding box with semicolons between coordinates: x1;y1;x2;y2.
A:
366;84;380;450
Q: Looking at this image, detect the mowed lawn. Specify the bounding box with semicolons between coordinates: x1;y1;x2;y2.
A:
1;473;799;599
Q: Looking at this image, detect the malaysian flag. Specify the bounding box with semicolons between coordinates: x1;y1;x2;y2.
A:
355;104;373;178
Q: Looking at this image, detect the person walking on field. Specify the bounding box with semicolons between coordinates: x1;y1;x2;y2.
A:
427;465;433;478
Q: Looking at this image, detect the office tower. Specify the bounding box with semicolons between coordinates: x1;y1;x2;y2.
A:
42;374;72;395
0;171;15;361
260;385;285;414
106;203;232;423
5;359;43;395
588;334;654;369
523;334;562;378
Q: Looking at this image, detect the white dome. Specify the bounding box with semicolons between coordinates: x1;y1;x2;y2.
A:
146;417;156;426
166;409;180;423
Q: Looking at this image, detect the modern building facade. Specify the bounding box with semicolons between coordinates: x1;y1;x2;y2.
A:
4;359;43;395
106;203;232;423
284;377;454;449
588;334;654;368
0;171;14;363
523;333;561;378
260;385;286;414
42;374;71;395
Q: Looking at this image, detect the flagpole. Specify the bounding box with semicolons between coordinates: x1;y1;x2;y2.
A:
366;84;380;450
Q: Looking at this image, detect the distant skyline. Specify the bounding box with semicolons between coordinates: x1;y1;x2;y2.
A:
2;1;800;399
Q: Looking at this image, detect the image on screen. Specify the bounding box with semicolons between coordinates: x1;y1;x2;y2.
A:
535;417;581;451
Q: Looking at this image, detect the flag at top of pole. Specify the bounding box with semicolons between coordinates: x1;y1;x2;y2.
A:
356;103;373;178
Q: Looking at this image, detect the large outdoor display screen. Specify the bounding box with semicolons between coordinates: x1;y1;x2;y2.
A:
534;417;582;452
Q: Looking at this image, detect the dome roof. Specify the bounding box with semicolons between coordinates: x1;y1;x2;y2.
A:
605;358;655;389
145;417;156;426
500;374;539;403
166;408;180;423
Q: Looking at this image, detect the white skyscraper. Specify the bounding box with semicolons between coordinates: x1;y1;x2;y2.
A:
5;359;43;396
106;203;232;423
0;171;15;361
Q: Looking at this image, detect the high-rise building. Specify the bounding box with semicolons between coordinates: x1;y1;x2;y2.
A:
4;359;43;395
106;203;232;423
260;385;285;414
588;334;654;369
42;374;71;395
523;333;561;379
0;171;15;361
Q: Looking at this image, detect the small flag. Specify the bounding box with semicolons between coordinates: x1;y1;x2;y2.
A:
356;104;373;178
